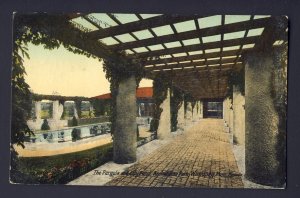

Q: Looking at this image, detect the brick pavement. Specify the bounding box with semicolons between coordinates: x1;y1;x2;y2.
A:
105;119;244;188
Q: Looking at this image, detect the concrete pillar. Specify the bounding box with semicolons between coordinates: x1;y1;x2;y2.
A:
223;99;226;122
34;101;41;119
157;88;171;139
73;102;79;119
245;52;283;186
223;98;229;125
199;100;203;119
52;100;63;120
89;103;94;117
177;101;185;130
114;75;137;164
233;85;245;145
195;101;200;119
192;102;197;121
229;102;234;132
185;102;193;125
138;104;141;117
223;98;231;133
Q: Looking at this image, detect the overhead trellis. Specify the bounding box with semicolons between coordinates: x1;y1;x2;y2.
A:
67;13;287;99
15;13;288;99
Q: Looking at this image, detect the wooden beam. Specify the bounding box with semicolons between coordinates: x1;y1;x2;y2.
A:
146;57;240;70
111;17;274;51
88;14;203;39
134;36;259;58
145;49;243;65
17;14;122;62
67;13;85;20
149;65;237;75
253;16;288;52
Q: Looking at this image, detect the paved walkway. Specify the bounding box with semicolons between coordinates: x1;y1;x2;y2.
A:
105;119;243;188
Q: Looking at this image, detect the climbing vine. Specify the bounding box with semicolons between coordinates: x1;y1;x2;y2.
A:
11;13;126;147
149;73;171;134
11;13;121;176
170;86;184;132
225;67;245;105
11;35;34;148
184;93;196;115
74;100;82;119
90;98;111;117
272;41;288;186
10;12;172;183
102;51;146;136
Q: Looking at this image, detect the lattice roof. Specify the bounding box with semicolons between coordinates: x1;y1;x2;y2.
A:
59;14;287;99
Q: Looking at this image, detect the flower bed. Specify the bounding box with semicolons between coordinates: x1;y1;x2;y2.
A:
12;143;113;184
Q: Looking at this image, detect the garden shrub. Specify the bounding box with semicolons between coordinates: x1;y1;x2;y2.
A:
72;116;78;126
71;128;81;141
41;119;50;130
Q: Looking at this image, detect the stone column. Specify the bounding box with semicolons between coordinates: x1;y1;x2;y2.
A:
245;51;283;186
233;85;245;145
114;75;137;164
223;98;230;132
52;100;61;120
192;102;197;121
35;101;41;119
177;101;185;130
199;100;203;119
229;102;234;132
89;103;94;117
195;101;199;119
185;102;193;125
223;98;229;125
138;104;141;117
157;88;171;139
73;103;79;119
223;99;226;122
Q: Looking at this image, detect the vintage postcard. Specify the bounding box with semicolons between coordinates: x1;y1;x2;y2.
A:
10;13;288;188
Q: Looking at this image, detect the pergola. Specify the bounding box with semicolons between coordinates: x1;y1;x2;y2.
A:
66;13;287;99
18;13;287;186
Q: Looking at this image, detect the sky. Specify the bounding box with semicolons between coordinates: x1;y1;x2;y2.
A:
23;43;153;97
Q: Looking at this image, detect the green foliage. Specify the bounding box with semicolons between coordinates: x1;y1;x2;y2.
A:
11;13;97;149
61;105;67;119
184;93;196;115
10;12;147;184
74;100;82;118
71;116;78;126
11;33;34;148
41;119;50;130
90;99;111;116
102;51;146;136
272;42;288;186
150;73;171;133
12;13;148;142
71;128;81;141
136;124;140;140
226;67;245;102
